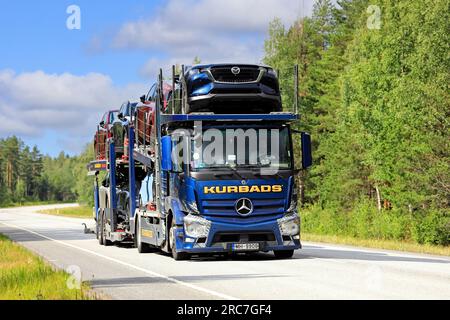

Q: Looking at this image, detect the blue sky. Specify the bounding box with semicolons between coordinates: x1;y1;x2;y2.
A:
0;0;313;156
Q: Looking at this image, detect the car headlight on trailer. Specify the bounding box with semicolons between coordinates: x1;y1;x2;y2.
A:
278;214;300;236
188;68;200;77
184;214;211;238
266;68;278;77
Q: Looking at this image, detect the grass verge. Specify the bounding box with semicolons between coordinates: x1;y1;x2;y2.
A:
302;233;450;256
0;234;94;300
38;206;93;219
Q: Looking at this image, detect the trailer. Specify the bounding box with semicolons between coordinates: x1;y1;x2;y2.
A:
88;66;312;260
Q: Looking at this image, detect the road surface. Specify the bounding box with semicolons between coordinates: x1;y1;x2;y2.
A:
1;204;449;300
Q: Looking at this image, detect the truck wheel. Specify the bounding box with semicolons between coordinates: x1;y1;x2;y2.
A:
135;216;151;253
274;250;294;259
101;211;112;246
169;219;190;261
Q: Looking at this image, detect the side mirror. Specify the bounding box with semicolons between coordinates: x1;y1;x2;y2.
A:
140;95;146;103
161;136;173;172
301;132;313;169
99;121;105;128
118;113;124;120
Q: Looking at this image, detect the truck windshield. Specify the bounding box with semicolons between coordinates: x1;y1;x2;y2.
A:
191;126;292;170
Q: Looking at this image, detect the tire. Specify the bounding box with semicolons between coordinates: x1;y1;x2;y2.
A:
274;250;294;259
135;216;151;253
169;218;190;261
101;211;112;246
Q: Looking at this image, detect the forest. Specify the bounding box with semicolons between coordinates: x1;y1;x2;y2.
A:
264;0;448;245
0;0;448;246
0;137;93;208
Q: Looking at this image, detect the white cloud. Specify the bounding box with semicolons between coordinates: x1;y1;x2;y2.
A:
112;0;314;79
115;0;309;48
0;70;147;143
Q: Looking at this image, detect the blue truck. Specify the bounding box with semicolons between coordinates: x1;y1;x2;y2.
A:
88;65;312;260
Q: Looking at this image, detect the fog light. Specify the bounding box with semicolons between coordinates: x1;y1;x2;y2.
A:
278;214;300;236
184;215;211;238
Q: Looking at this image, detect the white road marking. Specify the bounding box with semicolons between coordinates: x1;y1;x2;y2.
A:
0;221;238;300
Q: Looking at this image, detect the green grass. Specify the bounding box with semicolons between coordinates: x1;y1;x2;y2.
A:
0;234;94;300
302;233;450;256
38;206;93;219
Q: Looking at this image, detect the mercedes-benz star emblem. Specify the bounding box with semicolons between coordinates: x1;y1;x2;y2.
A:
235;198;253;216
231;66;241;75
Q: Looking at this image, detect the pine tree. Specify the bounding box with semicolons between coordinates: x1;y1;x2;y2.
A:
30;146;43;199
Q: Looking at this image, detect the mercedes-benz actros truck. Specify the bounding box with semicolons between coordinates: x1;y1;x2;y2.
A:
88;64;312;260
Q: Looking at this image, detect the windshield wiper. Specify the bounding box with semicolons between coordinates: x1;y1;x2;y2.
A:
227;166;246;180
250;164;285;180
203;165;246;180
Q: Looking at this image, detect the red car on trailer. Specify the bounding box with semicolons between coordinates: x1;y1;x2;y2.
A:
94;110;119;160
134;82;173;154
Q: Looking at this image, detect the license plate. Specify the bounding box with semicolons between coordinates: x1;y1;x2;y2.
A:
232;243;260;252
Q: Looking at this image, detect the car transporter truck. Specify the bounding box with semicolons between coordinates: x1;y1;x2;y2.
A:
87;64;312;260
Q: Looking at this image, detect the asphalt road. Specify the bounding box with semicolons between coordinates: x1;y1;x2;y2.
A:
1;204;449;300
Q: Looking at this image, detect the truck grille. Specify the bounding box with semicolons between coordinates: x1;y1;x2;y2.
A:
201;198;285;216
210;67;262;83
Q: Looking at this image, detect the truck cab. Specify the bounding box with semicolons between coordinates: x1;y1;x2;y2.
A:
145;113;312;260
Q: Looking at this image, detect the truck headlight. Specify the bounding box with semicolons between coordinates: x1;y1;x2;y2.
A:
184;214;211;238
278;214;300;236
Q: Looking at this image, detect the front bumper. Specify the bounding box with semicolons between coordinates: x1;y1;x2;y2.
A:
188;92;282;112
174;217;301;254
